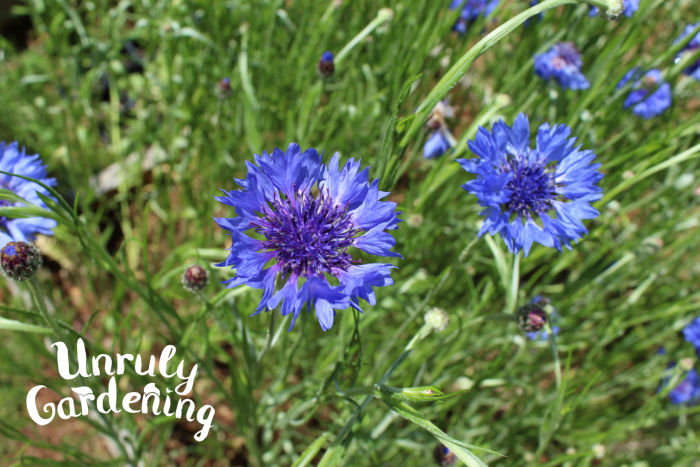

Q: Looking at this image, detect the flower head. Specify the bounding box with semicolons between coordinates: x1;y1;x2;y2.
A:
449;0;499;34
683;317;700;353
458;114;603;256
1;241;42;281
675;24;700;81
668;369;700;405
0;142;57;246
318;51;335;77
424;130;453;159
219;77;231;93
589;0;639;18
516;303;547;332
182;265;209;293
215;143;400;331
617;68;672;119
534;42;590;90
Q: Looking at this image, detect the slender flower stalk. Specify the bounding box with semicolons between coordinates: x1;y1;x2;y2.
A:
335;8;394;66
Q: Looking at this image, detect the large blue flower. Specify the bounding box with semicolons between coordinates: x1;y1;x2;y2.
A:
0;142;57;246
458;114;603;256
675;24;700;81
449;0;499;34
617;68;672;119
534;42;590;90
215;143;400;331
589;0;639;18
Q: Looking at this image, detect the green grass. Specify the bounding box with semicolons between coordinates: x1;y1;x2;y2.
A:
0;0;699;465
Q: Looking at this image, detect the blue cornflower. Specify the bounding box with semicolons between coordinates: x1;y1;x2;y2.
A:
683;317;700;353
616;68;672;119
458;114;603;256
424;130;453;159
534;42;590;90
449;0;499;34
675;24;700;81
0;142;57;246
668;369;700;405
589;0;639;17
215;143;400;331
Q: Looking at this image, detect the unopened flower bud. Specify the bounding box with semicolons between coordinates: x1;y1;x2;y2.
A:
433;444;457;467
182;265;209;292
318;51;334;77
516;303;547;332
1;241;42;281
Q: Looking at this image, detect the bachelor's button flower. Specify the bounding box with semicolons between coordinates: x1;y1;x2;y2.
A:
215;143;400;331
617;68;672;119
424;130;453;159
683;317;700;354
668;368;700;405
534;42;590;90
318;51;335;77
458;114;603;256
0;142;57;246
675;24;700;81
589;0;639;18
449;0;499;34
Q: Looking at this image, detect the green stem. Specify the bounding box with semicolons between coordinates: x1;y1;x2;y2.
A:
335;8;394;66
508;253;521;315
547;322;562;390
400;0;622;146
28;277;60;337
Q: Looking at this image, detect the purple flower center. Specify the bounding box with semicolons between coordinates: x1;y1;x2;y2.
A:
254;189;358;278
501;156;557;218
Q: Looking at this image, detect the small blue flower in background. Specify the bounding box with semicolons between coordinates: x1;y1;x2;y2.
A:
216;143;401;331
0;142;57;246
458;114;603;256
534;42;590;90
449;0;499;34
617;68;672;119
668;368;700;405
675;24;700;81
318;51;335;77
424;131;453;159
683;317;700;354
589;0;639;18
424;100;456;159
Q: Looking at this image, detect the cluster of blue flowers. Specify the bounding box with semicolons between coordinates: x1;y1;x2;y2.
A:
659;318;700;405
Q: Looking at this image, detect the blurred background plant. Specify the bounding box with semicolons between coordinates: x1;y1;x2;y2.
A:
0;0;699;465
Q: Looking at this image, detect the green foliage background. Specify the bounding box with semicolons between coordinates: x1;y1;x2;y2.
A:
0;0;699;465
